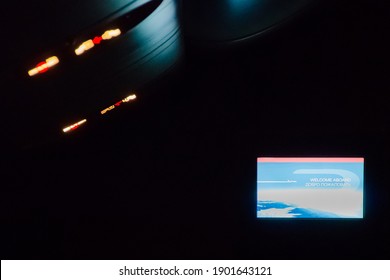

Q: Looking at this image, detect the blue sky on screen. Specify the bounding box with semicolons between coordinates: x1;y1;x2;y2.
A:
257;158;364;218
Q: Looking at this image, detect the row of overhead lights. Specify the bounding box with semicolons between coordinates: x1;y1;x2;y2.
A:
75;29;121;55
26;28;137;134
27;29;121;77
62;94;137;133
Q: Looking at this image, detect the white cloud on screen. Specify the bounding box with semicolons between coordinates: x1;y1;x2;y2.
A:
258;188;363;218
257;207;301;218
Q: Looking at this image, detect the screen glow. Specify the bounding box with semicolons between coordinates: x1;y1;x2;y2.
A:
75;29;121;55
257;157;364;219
28;56;59;76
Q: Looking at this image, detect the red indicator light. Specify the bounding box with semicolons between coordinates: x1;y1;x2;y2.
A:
93;36;103;44
36;61;48;73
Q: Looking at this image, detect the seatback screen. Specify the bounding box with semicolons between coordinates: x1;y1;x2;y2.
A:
257;157;364;218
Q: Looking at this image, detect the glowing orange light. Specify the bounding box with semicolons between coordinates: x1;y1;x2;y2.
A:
75;39;94;55
75;29;121;55
122;94;137;102
28;56;59;76
100;105;115;115
101;29;121;40
100;94;137;115
62;119;87;133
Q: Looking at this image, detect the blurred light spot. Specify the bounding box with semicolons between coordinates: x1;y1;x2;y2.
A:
28;56;59;76
93;36;103;44
101;94;137;115
63;119;87;133
122;94;137;102
101;29;121;40
75;39;94;55
75;29;121;55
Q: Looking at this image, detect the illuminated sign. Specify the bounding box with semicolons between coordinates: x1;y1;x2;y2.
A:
100;94;136;115
75;29;121;55
62;119;87;133
28;56;59;76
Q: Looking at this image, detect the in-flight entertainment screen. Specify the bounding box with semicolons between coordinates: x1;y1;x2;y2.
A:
257;158;364;218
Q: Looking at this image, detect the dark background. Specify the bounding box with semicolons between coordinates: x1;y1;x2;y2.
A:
1;0;390;259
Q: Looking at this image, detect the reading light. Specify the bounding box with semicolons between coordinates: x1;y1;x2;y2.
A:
62;119;87;133
28;56;59;76
75;29;121;55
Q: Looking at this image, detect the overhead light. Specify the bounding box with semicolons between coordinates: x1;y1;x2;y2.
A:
102;29;121;40
122;94;137;102
75;39;94;56
28;56;59;76
75;29;121;55
62;119;87;133
100;105;116;115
